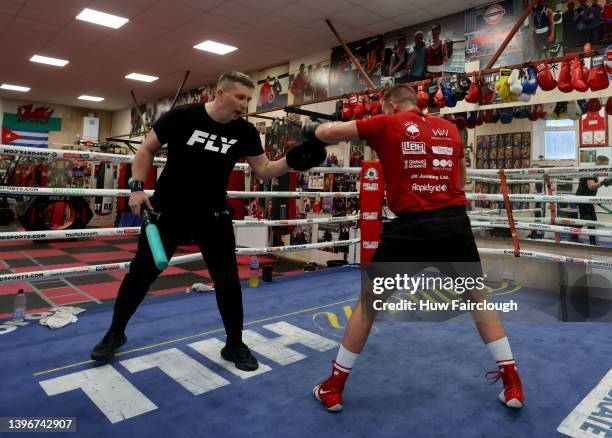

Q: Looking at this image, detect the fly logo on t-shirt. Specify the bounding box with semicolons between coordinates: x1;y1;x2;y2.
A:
186;130;237;154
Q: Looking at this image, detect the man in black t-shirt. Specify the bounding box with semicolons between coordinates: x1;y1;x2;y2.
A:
90;71;326;371
575;156;611;245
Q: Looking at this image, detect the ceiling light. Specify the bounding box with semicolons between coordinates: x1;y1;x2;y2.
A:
0;84;30;92
193;40;237;55
76;8;128;29
30;55;69;67
79;95;104;102
125;73;159;82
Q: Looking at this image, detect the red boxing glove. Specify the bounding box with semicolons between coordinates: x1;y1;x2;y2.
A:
586;98;601;113
557;60;573;93
570;57;589;92
434;84;446;108
606;96;612;116
528;105;539;121
483;109;494;123
342;97;354;121
417;82;429;110
588;56;610;91
464;76;482;104
535;60;557;91
353;94;365;120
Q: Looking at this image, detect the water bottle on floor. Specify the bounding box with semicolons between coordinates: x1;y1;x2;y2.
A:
249;256;260;288
14;289;26;321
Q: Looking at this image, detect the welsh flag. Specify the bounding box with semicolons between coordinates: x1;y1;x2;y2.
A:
2;126;49;148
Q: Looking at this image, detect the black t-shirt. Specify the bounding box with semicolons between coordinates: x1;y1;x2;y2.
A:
152;104;263;213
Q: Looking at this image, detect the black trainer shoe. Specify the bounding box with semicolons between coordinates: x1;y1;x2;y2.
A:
220;343;259;371
91;331;127;361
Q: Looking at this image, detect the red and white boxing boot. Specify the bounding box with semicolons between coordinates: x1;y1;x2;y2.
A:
313;361;350;412
486;362;524;408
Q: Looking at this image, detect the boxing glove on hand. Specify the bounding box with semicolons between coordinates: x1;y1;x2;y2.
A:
588;56;609;91
570;57;588;92
286;129;327;171
535;60;557;91
601;178;612;187
557;60;573;93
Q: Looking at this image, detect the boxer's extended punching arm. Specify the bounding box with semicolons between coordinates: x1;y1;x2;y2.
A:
246;154;291;179
314;121;361;144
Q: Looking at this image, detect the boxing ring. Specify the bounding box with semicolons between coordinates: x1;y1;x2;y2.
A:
0;144;611;437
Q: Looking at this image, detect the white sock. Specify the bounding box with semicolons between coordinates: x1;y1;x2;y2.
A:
335;344;359;371
487;337;514;366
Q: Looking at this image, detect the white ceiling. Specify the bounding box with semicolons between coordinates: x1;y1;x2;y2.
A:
0;0;491;111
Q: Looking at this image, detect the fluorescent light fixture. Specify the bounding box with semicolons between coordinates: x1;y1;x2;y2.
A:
0;83;30;92
125;73;159;82
30;54;69;67
76;8;128;29
193;40;237;55
78;95;104;102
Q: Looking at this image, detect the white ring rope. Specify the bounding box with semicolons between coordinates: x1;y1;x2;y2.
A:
0;215;360;242
466;193;612;204
468;214;612;229
478;248;612;269
0;144;360;174
470;208;542;215
4;144;611;177
0;186;359;198
469;177;544;184
470;220;612;237
0;239;361;284
467;165;611;177
1;238;610;285
1;186;609;204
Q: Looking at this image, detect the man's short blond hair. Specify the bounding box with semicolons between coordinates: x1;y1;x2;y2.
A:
382;84;418;108
217;71;254;91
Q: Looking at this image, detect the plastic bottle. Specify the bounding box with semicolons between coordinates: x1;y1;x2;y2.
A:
249;256;260;288
14;289;26;321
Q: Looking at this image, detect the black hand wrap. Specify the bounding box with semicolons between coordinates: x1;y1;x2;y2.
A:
286;123;328;171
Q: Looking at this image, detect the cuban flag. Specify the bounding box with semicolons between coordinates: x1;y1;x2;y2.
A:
1;126;49;148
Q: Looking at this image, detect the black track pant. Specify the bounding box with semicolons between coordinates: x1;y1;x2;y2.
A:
110;210;243;345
